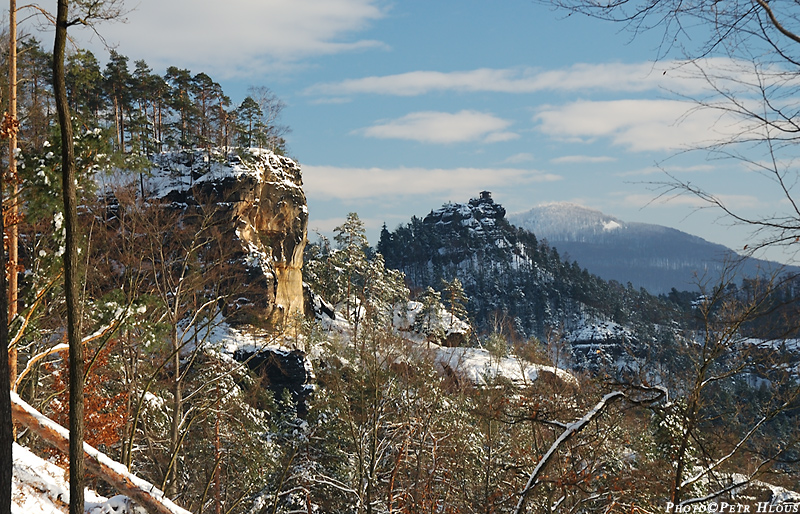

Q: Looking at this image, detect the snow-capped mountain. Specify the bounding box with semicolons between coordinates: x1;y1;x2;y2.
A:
509;202;792;294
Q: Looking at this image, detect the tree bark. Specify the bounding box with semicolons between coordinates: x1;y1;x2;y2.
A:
0;120;12;514
167;324;181;496
11;392;191;514
8;0;18;393
1;2;16;509
53;1;85;512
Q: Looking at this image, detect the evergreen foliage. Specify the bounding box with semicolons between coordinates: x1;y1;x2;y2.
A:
305;213;409;335
0;40;289;162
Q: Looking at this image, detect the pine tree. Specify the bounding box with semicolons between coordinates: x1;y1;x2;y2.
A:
66;49;104;123
165;66;197;148
103;50;132;152
130;59;168;154
17;38;53;152
191;72;222;150
442;277;469;329
235;96;262;148
330;213;370;329
415;287;445;344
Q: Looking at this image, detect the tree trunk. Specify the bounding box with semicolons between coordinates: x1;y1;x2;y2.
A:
53;2;85;512
8;0;18;393
168;324;181;496
0;97;12;514
214;384;221;514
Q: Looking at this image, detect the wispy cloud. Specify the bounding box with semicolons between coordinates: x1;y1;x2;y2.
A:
357;110;518;144
302;165;561;200
622;192;762;209
308;215;390;236
614;164;716;177
551;155;617;164
535;99;731;152
70;0;387;77
503;153;536;164
305;61;715;97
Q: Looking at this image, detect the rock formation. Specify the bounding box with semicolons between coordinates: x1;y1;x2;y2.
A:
147;148;308;330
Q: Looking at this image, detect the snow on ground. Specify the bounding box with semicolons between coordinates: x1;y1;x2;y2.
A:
189;317;305;358
566;320;633;343
742;337;800;352
395;300;471;341
309;297;578;387
13;443;137;514
432;343;578;387
189;318;317;384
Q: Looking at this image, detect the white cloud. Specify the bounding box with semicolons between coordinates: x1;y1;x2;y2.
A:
550;155;617;164
484;131;520;143
67;0;387;77
622;192;762;209
302;165;561;200
358;110;516;144
503;152;535;164
305;61;716;97
614;164;716;177
535;99;734;152
308;215;390;236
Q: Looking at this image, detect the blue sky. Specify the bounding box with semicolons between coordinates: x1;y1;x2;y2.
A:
44;0;798;262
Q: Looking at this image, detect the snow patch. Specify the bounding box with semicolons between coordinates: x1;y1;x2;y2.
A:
13;442;139;514
432;343;578;387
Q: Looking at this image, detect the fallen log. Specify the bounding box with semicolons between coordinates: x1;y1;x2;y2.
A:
11;391;190;514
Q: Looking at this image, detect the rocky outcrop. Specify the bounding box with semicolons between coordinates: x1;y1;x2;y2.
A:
233;347;313;415
422;190;507;237
146;148;308;330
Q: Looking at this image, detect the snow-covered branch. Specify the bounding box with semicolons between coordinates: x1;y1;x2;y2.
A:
9;273;60;350
512;385;666;514
513;391;626;514
14;343;69;390
15;312;126;389
678;458;773;507
11;392;191;514
680;416;767;489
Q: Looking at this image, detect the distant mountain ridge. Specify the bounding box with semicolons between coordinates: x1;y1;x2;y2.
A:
509;202;790;294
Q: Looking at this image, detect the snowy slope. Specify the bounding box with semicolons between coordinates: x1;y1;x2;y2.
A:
13;443;137;514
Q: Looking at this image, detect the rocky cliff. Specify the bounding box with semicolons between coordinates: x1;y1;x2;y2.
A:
146;148;308;329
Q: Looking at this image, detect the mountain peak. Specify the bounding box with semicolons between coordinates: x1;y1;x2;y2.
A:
423;191;507;236
510;202;625;243
508;202;794;293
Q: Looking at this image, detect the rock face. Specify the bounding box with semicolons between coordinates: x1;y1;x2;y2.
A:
423;191;507;239
233;347;313;415
146;148;308;329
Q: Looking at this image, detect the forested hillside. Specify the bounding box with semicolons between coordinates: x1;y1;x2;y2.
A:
377;192;678;341
305;200;800;512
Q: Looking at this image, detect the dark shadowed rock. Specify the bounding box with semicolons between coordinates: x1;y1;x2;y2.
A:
234;347;313;415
